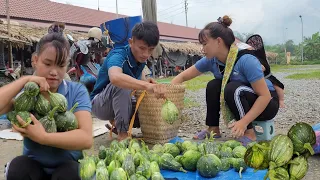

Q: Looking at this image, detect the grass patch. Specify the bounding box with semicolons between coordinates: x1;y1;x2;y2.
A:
270;64;303;72
286;70;320;80
157;74;213;91
184;75;213;91
184;97;200;108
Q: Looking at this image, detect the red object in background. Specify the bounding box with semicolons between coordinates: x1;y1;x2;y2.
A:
175;66;181;71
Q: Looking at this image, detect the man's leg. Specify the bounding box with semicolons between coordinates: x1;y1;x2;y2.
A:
91;83;132;140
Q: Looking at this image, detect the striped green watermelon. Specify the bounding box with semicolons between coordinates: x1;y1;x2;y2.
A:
39;106;58;133
288;122;316;155
268;134;293;169
48;91;68;113
24;82;40;97
54;102;79;132
34;94;51;115
14;92;36;112
289;156;308;180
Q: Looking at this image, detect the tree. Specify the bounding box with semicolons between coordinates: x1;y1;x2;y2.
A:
304;32;320;60
285;40;295;55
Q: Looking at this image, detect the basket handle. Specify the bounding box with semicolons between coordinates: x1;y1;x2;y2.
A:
127;90;147;137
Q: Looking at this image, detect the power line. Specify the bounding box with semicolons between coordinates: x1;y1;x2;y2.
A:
158;6;184;16
160;10;185;21
157;1;184;13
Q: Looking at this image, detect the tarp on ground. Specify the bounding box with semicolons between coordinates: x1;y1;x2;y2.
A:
161;137;268;180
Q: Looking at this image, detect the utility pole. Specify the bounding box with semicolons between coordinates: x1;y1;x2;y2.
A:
98;0;100;10
116;0;119;18
299;15;304;63
6;0;13;68
184;0;188;27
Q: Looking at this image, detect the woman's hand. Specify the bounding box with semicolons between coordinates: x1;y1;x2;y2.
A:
228;120;248;138
28;76;50;92
12;114;47;144
147;83;167;99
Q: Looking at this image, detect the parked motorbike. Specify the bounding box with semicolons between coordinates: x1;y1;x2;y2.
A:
66;34;104;93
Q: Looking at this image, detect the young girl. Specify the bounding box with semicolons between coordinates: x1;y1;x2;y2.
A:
1;33;93;180
171;16;279;144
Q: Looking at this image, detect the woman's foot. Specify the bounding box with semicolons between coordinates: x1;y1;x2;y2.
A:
193;127;221;140
238;129;257;146
244;129;256;141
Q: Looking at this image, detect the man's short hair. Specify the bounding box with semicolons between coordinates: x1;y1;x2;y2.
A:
132;21;160;47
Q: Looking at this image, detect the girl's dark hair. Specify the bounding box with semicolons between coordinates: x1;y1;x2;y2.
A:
35;33;70;66
199;15;235;48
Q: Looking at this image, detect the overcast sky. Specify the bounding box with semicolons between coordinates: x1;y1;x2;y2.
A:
52;0;320;45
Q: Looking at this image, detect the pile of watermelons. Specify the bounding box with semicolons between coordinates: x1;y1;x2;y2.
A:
245;122;316;180
7;82;78;133
79;132;249;180
79;121;316;180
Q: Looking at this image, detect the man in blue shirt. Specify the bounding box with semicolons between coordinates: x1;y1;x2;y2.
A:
90;21;166;141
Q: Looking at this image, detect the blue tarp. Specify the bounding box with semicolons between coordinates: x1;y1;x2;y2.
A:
161;168;267;180
162;137;268;180
163;123;320;180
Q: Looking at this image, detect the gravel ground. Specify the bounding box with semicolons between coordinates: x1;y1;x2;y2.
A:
0;65;320;180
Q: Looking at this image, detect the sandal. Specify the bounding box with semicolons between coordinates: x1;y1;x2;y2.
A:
105;124;142;138
105;124;118;135
237;136;255;147
193;129;221;140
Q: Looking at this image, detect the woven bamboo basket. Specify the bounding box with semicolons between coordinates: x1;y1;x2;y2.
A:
135;84;186;144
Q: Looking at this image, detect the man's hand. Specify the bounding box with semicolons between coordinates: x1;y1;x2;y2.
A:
147;78;157;84
146;83;167;99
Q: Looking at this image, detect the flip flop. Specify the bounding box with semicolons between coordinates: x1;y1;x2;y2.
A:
237;136;255;147
105;124;141;138
193;129;221;140
105;124;118;135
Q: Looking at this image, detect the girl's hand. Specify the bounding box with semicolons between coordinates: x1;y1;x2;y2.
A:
28;76;50;92
228;120;248;138
13;114;47;145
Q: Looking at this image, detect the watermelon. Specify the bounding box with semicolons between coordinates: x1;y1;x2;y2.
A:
14;92;36;112
7;111;32;128
267;167;290;180
38;106;58;133
54;102;78;132
268;134;293;169
48;91;68;112
34;94;51;115
288;122;316;155
159;153;187;173
24;82;40;97
289;156;308;180
79;154;96;180
196;154;221;178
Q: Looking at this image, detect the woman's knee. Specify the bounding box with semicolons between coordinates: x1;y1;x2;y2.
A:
51;161;80;180
224;82;243;96
206;79;222;92
6;156;45;180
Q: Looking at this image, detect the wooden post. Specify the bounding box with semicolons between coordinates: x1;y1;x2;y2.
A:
6;0;13;68
21;48;24;76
